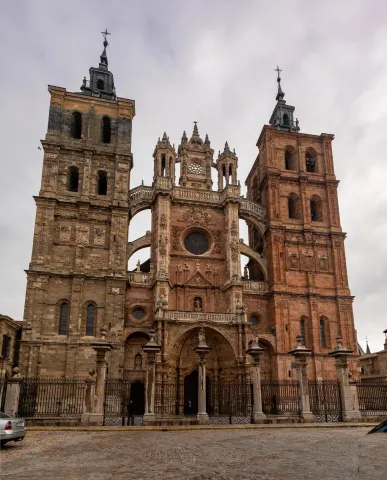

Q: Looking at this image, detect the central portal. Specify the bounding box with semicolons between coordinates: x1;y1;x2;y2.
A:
184;370;198;414
184;370;211;415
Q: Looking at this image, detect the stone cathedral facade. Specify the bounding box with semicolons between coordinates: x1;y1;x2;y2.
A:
19;39;359;390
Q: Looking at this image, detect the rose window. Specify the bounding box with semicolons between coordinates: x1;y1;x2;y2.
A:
188;162;204;174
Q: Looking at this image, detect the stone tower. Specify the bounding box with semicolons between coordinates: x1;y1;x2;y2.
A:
19;34;135;376
245;69;358;379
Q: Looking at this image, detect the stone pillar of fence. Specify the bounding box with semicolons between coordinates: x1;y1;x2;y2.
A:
4;367;22;417
246;333;266;424
289;336;314;423
87;326;113;426
81;369;97;425
194;327;212;424
328;336;361;422
142;330;161;426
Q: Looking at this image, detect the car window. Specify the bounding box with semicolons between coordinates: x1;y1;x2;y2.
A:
0;412;11;419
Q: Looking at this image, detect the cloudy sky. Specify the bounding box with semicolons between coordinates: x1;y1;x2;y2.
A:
1;0;386;352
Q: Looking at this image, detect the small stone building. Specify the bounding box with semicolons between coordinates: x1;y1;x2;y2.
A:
359;330;387;381
0;315;22;378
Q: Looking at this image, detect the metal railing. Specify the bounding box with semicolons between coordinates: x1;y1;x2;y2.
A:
18;377;87;419
261;380;299;415
354;380;387;415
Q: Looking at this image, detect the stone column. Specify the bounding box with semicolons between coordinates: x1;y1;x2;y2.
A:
142;330;162;426
88;326;113;425
4;368;22;418
328;336;361;422
289;336;314;423
194;327;212;424
81;369;97;425
246;334;266;424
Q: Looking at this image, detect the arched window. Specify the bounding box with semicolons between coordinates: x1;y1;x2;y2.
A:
305;150;317;173
71;111;82;139
300;318;306;345
161;154;166;177
97;79;104;90
97;171;107;195
59;302;69;335
102;116;111;144
320;318;327;348
288;194;298;219
85;303;95;336
229;164;233;183
169;157;173;177
310;196;322;222
284;147;296;170
283;113;289;126
67;166;79;192
134;353;142;369
250;313;261;327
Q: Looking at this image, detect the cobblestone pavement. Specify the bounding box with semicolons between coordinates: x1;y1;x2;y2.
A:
1;427;386;479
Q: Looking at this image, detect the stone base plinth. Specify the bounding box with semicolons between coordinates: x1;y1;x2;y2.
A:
143;413;156;426
342;411;362;422
81;413;104;426
251;412;266;424
300;412;315;423
196;413;209;425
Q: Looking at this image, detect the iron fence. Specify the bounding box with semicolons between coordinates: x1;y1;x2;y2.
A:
155;381;178;416
308;380;342;422
208;380;253;424
354;381;387;415
261;380;300;415
18;377;87;419
103;379;144;426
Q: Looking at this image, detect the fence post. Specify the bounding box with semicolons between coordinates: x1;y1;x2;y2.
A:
142;330;161;426
81;369;97;425
88;326;113;426
194;327;212;424
246;333;266;424
4;368;22;417
328;336;361;422
289;336;314;423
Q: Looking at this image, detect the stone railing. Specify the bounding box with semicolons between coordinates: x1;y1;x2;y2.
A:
129;185;154;207
163;310;238;324
242;281;269;294
127;271;151;286
173;188;221;204
240;200;266;222
127;232;152;260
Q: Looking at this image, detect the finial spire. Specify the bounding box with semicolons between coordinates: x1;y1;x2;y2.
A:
100;29;111;67
366;337;371;354
275;65;285;101
192;121;199;137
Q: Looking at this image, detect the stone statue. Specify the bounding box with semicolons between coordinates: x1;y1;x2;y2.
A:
194;297;202;312
198;327;206;345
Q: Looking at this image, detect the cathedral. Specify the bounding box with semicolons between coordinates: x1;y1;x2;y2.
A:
18;35;359;394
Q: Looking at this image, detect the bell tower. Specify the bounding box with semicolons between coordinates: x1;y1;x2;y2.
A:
20;32;136;377
152;132;177;186
245;68;357;380
216;142;238;191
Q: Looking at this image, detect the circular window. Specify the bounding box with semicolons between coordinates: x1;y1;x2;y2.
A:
188;162;204;174
132;306;145;320
250;314;261;326
184;231;209;255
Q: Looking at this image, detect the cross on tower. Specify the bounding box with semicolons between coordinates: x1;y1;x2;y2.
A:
101;29;111;42
275;65;282;80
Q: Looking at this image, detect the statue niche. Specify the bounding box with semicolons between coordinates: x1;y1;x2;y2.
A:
193;296;202;312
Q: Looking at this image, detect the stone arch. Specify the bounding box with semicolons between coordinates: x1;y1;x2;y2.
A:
239;242;268;281
127;232;152;262
167;326;238;380
123;331;150;379
255;337;276;380
238;211;265;238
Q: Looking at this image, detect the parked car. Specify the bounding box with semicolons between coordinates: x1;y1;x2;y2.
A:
0;412;26;447
368;419;387;434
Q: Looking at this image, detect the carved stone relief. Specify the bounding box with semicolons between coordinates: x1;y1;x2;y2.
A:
59;225;71;243
76;225;89;245
94;227;106;246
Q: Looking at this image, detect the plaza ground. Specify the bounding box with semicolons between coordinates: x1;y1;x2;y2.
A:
1;426;386;479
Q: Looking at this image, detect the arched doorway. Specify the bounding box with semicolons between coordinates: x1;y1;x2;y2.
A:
183;370;211;415
129;381;145;415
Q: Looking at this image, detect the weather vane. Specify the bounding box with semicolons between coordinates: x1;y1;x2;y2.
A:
101;29;111;43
